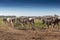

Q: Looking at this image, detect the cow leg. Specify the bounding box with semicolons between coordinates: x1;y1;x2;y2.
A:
47;25;49;29
47;25;50;32
28;22;32;30
53;23;55;28
46;23;49;29
32;23;36;30
11;22;14;28
21;23;24;27
57;22;59;30
32;24;36;30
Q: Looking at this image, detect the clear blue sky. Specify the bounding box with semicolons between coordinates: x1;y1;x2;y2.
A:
0;0;60;16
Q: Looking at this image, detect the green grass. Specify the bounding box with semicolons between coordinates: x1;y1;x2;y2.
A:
34;19;46;28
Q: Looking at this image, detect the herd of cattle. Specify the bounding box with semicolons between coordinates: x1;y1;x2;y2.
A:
2;17;35;28
2;15;60;29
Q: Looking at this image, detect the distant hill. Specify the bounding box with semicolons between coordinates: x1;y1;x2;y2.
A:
0;16;16;18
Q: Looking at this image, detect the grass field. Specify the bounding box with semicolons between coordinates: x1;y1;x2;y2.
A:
0;18;46;30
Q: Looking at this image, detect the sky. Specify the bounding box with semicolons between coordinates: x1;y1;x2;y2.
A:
0;0;60;16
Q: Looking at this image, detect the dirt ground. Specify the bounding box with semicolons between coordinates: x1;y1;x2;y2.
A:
0;27;60;40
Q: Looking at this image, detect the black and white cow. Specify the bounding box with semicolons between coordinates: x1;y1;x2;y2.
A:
42;16;53;28
42;16;60;29
3;18;16;28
